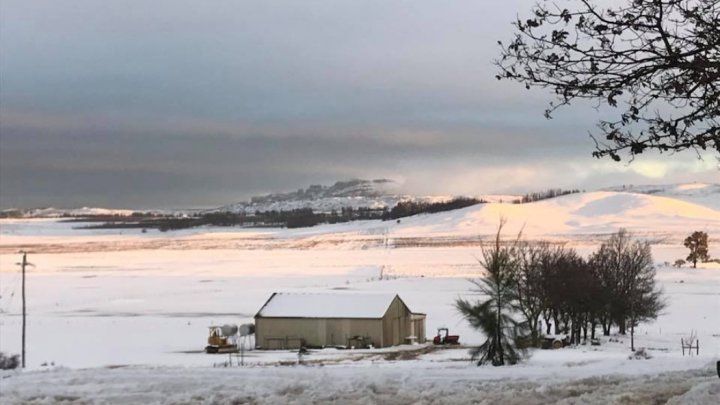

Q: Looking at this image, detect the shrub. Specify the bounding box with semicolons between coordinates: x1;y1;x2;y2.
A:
0;352;20;370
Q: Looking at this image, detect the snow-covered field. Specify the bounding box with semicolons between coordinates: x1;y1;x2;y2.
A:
1;189;719;403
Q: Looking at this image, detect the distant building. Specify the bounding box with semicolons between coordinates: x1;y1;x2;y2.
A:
254;292;426;349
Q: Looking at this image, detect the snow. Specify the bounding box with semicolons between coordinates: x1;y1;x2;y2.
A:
0;188;719;403
3;191;719;254
256;292;401;318
0;248;717;371
1;360;718;404
387;191;720;239
672;379;720;404
603;183;720;211
676;183;713;191
3;206;135;218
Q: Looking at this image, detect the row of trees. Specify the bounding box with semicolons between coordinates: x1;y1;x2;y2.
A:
81;198;489;231
511;189;581;204
457;224;664;366
80;207;390;231
383;197;484;220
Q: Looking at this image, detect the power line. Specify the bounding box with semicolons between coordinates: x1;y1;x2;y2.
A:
0;267;22;296
0;270;23;313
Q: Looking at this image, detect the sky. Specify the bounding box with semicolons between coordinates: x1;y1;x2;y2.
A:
1;0;717;209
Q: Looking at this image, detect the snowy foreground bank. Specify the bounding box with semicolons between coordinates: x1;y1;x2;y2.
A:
1;361;719;404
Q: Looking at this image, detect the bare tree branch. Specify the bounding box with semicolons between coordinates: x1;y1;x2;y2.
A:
496;0;719;161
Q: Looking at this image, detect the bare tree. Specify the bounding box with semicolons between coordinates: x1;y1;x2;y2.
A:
514;242;550;346
554;251;598;345
497;0;720;161
589;229;665;347
588;253;615;336
535;245;576;336
621;232;666;350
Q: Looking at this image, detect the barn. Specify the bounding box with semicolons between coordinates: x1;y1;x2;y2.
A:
254;292;426;349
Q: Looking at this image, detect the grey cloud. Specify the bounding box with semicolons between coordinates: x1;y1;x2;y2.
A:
1;0;712;208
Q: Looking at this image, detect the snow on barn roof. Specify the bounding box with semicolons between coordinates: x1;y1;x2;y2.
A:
255;292;402;319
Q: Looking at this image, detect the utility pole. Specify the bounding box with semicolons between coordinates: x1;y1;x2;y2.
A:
21;252;27;369
17;252;33;369
380;227;389;280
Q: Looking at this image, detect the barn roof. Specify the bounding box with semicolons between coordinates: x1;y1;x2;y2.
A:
255;292;402;319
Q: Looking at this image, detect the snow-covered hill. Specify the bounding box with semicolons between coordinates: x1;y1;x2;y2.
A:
603;183;720;210
219;181;720;218
4;182;717;223
0;206;135;218
276;190;720;244
393;190;720;238
215;179;459;214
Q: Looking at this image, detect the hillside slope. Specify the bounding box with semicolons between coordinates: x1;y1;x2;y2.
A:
359;191;720;239
603;183;720;210
2;191;718;252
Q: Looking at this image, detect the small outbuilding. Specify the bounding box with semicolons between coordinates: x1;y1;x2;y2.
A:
254;292;426;349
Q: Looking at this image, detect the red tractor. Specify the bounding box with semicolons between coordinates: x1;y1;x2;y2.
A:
433;328;460;345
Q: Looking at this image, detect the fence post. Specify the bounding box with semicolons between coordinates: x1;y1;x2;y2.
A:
681;338;684;356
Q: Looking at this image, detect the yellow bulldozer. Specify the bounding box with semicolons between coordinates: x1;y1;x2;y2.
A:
205;325;238;354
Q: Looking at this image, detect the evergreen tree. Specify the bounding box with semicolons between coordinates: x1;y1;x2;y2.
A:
456;221;527;366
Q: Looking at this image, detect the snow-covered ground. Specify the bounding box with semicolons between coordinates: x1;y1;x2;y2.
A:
2;359;718;404
604;183;720;211
1;189;719;403
2;191;719;254
0;256;717;368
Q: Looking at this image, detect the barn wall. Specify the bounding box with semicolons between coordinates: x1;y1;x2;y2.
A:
411;314;426;343
255;317;383;349
381;296;413;346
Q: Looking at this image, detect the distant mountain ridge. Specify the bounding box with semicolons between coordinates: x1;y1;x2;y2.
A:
249;179;398;203
217;179;430;214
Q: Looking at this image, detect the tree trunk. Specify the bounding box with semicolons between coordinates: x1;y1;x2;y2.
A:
600;315;610;336
604;316;611;335
529;316;539;346
496;290;504;365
